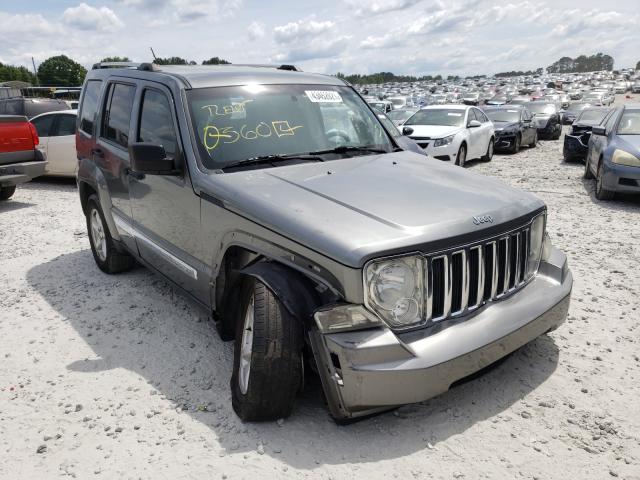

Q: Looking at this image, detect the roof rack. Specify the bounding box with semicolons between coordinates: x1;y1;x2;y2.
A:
91;62;159;71
218;64;302;72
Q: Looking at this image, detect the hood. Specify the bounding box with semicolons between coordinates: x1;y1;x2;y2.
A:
493;121;519;132
616;135;640;153
406;124;462;139
202;151;545;267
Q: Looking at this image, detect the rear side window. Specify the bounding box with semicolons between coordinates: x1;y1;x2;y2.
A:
79;80;102;135
31;115;55;137
138;89;178;157
102;83;135;148
55;114;77;136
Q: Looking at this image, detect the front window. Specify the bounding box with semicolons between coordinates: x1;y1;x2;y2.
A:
187;84;392;170
405;109;465;127
617;110;640;135
485;109;521;123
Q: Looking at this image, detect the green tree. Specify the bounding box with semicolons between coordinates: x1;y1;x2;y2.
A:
0;62;37;84
202;57;231;65
547;53;614;73
153;57;189;65
100;56;131;62
37;55;86;86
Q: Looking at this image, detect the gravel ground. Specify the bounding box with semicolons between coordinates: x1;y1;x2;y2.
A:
1;95;639;480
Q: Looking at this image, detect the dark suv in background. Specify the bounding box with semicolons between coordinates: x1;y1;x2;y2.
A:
75;62;572;422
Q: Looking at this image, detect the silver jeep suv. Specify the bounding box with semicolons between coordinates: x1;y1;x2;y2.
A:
76;62;572;421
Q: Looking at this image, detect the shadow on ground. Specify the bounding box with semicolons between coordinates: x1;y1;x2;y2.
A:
27;249;560;468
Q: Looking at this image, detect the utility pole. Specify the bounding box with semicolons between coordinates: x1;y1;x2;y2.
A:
31;57;38;86
150;47;157;61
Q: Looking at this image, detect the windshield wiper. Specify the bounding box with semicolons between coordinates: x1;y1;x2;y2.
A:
222;153;324;171
308;145;393;156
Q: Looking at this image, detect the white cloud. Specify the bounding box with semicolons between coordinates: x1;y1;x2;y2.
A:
274;36;351;63
273;19;335;44
343;0;423;16
247;21;265;41
62;3;124;31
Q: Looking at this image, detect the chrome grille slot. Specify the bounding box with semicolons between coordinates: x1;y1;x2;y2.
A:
425;223;534;324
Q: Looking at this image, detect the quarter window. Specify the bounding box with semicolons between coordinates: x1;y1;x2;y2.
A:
138;89;178;157
79;80;102;135
102;83;135;148
31;114;55;137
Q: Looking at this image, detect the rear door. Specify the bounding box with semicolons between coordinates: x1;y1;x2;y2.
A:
474;108;493;152
95;81;138;252
46;113;77;175
30;113;55;160
466;109;483;158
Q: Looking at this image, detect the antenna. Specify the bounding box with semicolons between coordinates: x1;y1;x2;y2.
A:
150;47;157;60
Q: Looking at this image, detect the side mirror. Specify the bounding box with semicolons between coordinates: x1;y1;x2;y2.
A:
468;120;482;128
592;126;606;136
129;142;178;175
402;126;414;136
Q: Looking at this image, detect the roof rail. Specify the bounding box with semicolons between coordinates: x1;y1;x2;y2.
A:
92;61;142;70
219;64;302;72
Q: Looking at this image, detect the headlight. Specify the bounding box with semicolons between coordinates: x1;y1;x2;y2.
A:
434;134;455;147
527;213;546;277
611;149;640;167
364;255;424;328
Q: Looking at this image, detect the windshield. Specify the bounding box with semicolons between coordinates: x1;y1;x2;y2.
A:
187;85;392;170
528;103;556;115
387;110;416;122
576;109;608;123
405;109;465;127
485;109;521;123
617;110;640;135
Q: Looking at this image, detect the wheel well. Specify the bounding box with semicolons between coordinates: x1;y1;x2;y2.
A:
78;181;97;215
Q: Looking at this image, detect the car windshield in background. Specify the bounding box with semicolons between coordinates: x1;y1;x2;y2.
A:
485;109;520;123
528;103;556;115
576;109;609;123
187;85;392;170
388;110;416;122
566;103;589;113
617;110;640;135
405;109;465;127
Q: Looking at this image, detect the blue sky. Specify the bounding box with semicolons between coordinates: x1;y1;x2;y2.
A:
1;0;639;76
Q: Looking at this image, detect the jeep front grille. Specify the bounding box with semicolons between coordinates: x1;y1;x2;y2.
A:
426;225;531;322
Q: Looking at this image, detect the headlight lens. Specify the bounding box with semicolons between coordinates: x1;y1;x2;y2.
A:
434;134;455;147
611;149;640;167
364;255;424;328
527;213;546;276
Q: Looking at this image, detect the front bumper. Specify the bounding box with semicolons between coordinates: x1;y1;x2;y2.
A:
408;139;457;162
311;246;572;420
601;161;640;193
494;133;517;150
0;160;47;187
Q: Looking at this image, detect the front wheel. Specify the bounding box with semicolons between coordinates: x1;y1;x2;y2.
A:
595;161;615;200
231;278;303;421
508;134;521;154
455;144;467;167
0;185;16;201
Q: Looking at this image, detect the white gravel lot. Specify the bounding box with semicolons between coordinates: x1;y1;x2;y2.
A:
1;95;639;480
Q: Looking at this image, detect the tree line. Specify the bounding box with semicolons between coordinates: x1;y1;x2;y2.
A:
0;55;231;87
546;53;614;74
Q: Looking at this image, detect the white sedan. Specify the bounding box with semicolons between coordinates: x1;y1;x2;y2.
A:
402;105;495;166
30;110;77;177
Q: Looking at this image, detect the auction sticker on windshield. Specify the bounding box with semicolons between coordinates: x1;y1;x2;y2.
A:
305;90;343;103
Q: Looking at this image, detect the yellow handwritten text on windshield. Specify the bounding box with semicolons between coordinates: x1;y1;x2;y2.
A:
201;100;253;117
203;121;304;153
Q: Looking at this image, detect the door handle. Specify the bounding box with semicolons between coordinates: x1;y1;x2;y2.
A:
91;148;104;158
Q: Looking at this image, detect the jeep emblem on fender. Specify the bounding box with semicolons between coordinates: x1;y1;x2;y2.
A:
473;215;493;225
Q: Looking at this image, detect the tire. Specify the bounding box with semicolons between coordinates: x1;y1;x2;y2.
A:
529;131;538;148
481;138;494;162
86;194;136;273
455;143;467;167
508;134;521;154
595;161;615;201
553;125;562;140
231;278;303;421
583;157;594;179
0;185;16;201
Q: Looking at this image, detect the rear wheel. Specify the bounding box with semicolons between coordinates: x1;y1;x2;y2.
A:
481;138;494;162
231;278;303;421
0;185;16;201
595;161;615;200
86;194;135;273
455;144;467;167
